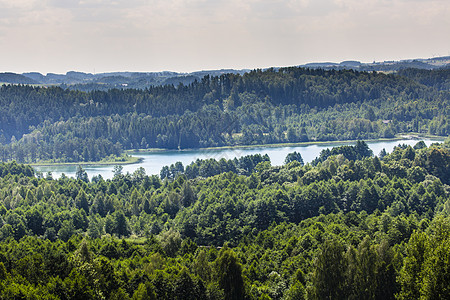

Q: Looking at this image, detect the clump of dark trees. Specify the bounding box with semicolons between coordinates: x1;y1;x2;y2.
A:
0;140;449;298
0;66;448;163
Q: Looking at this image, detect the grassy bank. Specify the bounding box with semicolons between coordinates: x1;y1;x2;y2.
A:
30;155;142;167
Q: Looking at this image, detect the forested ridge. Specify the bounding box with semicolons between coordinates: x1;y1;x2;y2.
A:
0;67;448;163
0;140;449;298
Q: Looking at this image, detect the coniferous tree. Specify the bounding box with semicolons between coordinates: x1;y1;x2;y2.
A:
309;239;346;299
214;247;245;300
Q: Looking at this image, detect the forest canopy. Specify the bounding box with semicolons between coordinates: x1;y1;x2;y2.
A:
0;140;449;298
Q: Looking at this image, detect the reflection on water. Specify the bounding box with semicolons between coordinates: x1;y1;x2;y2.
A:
34;139;443;180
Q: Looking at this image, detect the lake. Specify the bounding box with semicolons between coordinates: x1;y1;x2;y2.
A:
34;138;443;180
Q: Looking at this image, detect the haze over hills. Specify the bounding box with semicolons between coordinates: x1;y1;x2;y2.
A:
1;56;449;91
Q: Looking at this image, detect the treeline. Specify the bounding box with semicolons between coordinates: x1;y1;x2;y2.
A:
0;161;34;177
398;67;450;91
0;137;122;163
311;139;373;165
160;153;271;180
0;67;449;162
161;141;372;180
0;141;449;298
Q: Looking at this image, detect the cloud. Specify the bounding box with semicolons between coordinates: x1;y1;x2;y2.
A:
0;0;448;73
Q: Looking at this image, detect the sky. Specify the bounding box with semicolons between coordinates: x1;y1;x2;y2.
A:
0;0;449;74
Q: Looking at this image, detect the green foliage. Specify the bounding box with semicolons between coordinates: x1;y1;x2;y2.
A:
166;154;270;180
0;143;448;298
214;247;245;300
312;140;373;165
284;151;304;165
309;239;346;299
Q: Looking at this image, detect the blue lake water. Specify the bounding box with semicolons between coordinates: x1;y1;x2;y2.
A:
34;138;443;180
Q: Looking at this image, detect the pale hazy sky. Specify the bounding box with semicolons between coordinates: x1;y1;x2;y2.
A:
1;0;449;74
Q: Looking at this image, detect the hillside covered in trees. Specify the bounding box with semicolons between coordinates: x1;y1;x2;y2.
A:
0;140;449;298
0;66;448;163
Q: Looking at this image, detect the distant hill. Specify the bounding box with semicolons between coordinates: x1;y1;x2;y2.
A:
1;56;448;91
303;62;339;68
0;73;38;84
300;56;450;72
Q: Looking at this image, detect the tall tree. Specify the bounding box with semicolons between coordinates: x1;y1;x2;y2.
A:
309;239;346;300
214;247;245;300
398;231;429;300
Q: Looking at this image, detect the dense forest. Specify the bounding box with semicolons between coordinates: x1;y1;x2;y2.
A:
0;140;449;298
0;67;449;163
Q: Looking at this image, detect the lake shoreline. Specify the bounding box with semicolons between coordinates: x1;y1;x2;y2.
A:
128;133;445;155
33;137;445;179
32;133;445;167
